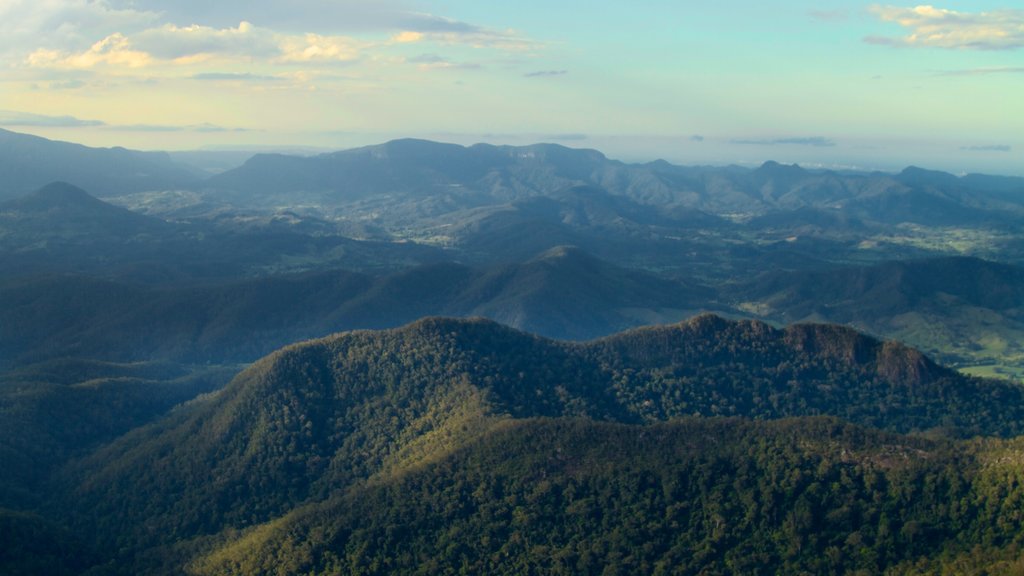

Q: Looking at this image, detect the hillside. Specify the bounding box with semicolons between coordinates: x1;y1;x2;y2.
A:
0;129;199;200
50;316;1024;573
0;247;710;368
193;418;1024;576
732;256;1024;375
0;181;174;244
0;183;444;280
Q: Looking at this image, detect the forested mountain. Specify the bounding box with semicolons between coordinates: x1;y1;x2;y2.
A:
32;316;1024;574
0;246;711;368
0;129;200;200
731;256;1024;371
4;130;1024;574
194;418;1024;576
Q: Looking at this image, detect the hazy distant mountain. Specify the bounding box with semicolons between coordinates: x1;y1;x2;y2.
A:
0;128;200;199
0;182;444;280
52;316;1024;573
0;181;173;242
205;139;1024;222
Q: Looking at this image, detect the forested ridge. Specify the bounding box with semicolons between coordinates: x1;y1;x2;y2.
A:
192;418;1024;576
13;315;1022;575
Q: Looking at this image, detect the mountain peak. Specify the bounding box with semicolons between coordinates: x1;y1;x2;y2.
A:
531;244;587;262
30;181;96;203
5;181;107;212
897;166;960;186
755;160;807;177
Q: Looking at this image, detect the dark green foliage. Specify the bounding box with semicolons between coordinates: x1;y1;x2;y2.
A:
0;509;98;575
0;362;236;509
193;419;1024;576
0;248;708;368
47;316;1024;574
731;256;1024;373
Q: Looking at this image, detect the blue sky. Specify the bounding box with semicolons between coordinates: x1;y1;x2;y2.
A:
0;1;1021;174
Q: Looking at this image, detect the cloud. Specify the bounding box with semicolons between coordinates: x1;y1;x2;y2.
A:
110;122;249;133
115;124;186;132
867;5;1024;50
25;21;366;69
0;110;105;127
191;72;282;82
276;33;364;63
935;66;1024;76
27;33;151;68
38;79;89;90
132;21;279;61
524;69;567;77
690;135;705;142
406;54;481;71
11;1;539;72
732;137;837;147
0;1;160;56
961;144;1012;152
392;31;424;43
121;1;482;35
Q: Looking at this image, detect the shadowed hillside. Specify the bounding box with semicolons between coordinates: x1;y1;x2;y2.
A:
48;316;1024;573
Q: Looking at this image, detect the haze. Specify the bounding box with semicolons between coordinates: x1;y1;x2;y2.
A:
0;0;1021;175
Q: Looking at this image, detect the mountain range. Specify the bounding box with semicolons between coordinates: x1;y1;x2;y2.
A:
20;316;1024;574
4;128;1024;574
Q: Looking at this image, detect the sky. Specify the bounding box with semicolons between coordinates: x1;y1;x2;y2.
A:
0;1;1021;175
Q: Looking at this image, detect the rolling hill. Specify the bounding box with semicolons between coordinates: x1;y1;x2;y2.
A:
47;316;1024;574
0;245;710;368
731;256;1024;374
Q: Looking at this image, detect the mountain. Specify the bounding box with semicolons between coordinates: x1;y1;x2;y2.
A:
0;181;174;241
49;316;1024;574
0;361;234;510
730;256;1024;372
0;247;710;368
193;418;1024;576
0;128;200;200
192;139;1024;285
0;183;445;280
205;139;1024;223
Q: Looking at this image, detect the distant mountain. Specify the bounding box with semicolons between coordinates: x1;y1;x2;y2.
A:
730;256;1024;369
0;181;173;242
0;128;200;199
53;316;1024;573
0;183;444;280
205;139;1024;227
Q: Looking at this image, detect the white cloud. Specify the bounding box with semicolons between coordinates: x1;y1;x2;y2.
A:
27;33;151;69
276;33;364;63
393;31;424;44
132;21;280;60
867;5;1024;50
936;66;1024;76
0;0;159;57
406;54;481;71
8;2;542;80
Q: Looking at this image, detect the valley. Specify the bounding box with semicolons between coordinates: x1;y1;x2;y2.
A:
1;129;1024;574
